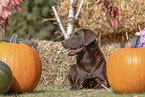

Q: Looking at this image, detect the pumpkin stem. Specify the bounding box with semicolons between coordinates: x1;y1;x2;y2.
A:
130;33;140;48
10;34;18;43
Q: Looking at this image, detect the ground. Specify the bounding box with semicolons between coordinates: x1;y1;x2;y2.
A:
1;85;145;97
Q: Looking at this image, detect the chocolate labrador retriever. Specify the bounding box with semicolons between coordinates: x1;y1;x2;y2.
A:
61;28;108;90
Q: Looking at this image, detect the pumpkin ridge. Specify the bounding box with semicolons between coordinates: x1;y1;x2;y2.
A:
12;43;17;91
27;46;42;91
23;44;36;92
137;49;143;92
135;50;140;92
22;44;29;91
117;49;127;93
131;49;134;93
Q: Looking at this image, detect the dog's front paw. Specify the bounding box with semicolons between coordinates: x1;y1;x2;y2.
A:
70;84;83;90
70;86;79;90
94;84;102;90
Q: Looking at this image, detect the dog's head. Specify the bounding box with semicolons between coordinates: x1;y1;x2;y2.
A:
61;28;97;56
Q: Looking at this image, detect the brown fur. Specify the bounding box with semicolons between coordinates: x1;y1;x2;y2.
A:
61;28;108;90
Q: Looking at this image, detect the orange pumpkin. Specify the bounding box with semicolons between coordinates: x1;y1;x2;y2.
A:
107;48;145;94
0;35;42;93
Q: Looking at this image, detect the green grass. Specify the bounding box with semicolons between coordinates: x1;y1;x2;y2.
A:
1;85;145;97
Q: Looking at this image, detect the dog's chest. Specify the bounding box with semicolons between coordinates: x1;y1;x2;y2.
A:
77;58;98;74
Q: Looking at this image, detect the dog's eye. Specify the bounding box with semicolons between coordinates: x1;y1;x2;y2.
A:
74;32;78;37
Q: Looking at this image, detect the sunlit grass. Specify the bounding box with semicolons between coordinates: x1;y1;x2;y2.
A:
1;85;145;97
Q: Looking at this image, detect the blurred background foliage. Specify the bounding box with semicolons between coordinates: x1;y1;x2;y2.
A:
5;0;58;40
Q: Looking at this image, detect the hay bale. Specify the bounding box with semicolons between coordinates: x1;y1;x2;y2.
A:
56;0;145;42
34;40;75;87
101;43;130;60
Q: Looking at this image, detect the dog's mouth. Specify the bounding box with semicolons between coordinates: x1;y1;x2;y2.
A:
66;46;84;56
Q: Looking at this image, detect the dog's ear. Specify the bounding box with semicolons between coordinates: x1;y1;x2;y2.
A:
73;28;84;33
83;29;97;46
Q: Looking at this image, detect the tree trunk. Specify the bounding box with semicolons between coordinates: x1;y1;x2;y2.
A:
52;6;69;39
67;0;75;36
